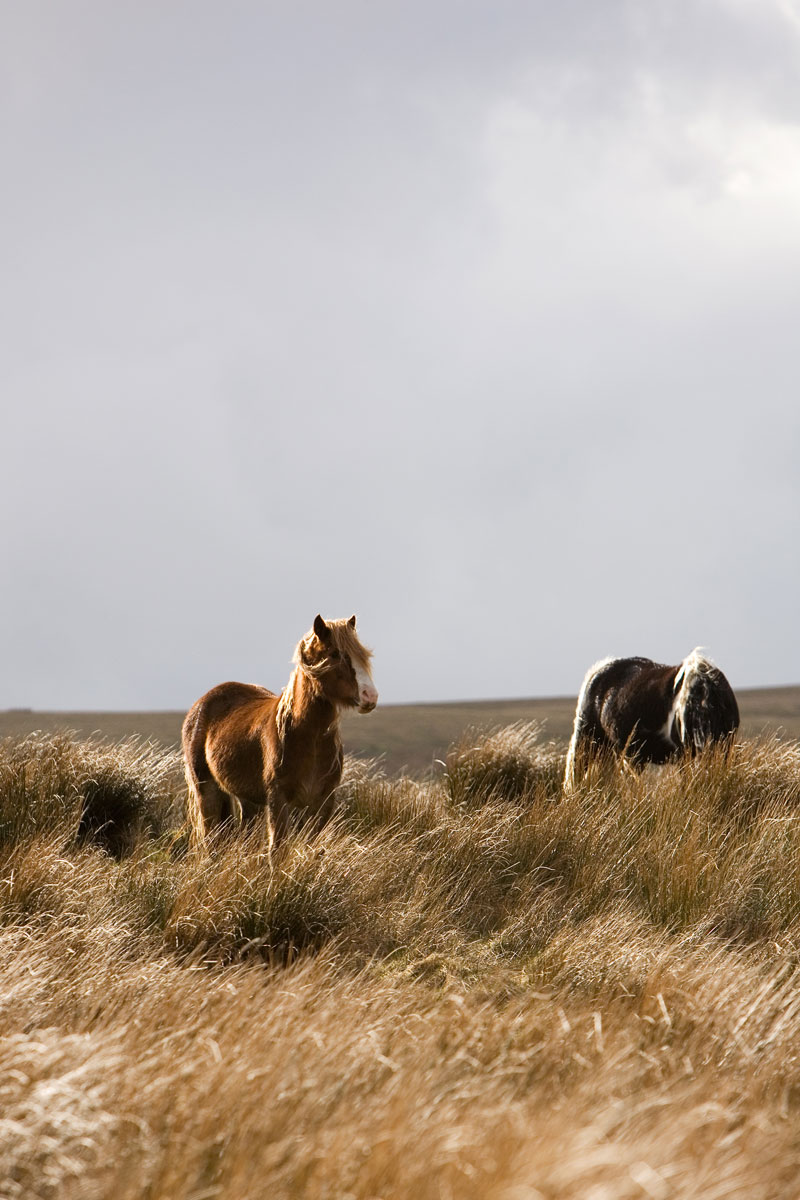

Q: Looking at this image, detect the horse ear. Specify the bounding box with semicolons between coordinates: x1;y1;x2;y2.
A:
313;614;330;642
348;615;356;629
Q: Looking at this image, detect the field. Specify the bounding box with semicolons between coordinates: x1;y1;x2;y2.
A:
2;690;800;1197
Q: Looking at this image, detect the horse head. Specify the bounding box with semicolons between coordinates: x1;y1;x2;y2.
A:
299;614;378;713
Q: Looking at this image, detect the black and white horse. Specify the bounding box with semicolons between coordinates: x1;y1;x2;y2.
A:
564;649;739;789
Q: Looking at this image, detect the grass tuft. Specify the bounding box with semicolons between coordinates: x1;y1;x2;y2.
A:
444;721;563;807
0;731;183;856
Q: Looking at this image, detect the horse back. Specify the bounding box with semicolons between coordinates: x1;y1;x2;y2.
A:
590;658;677;755
186;681;277;722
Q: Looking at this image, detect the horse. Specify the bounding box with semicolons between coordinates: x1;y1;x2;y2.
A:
182;614;378;853
564;648;739;790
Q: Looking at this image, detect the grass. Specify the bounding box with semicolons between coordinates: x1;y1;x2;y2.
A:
0;731;183;854
2;723;800;1195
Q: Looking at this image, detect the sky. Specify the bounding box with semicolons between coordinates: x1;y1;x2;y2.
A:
2;0;799;709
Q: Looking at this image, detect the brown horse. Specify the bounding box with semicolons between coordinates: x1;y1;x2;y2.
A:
182;614;378;852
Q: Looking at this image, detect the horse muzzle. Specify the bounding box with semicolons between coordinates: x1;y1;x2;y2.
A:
357;685;378;713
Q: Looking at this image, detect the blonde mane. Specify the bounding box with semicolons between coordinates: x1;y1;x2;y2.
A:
293;618;373;677
275;674;297;742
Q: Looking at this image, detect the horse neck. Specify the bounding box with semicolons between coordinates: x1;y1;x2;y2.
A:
277;667;340;740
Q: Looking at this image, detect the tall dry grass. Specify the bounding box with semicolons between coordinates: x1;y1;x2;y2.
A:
0;731;182;855
1;724;800;1196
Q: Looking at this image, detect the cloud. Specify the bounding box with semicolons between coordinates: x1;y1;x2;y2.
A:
1;1;799;705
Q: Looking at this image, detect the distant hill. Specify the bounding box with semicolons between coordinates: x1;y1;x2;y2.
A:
2;685;798;777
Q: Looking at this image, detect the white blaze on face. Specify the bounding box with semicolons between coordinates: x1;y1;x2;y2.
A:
354;660;378;712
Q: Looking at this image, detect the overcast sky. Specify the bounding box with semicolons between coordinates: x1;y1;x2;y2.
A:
2;0;799;709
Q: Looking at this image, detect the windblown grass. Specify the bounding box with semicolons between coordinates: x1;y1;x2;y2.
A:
2;726;800;1197
445;720;563;806
0;731;182;855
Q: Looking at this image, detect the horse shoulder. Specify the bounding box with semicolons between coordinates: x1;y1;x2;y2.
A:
279;721;343;811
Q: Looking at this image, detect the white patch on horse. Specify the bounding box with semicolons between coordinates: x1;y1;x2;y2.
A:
354;660;378;712
673;647;714;744
660;692;682;747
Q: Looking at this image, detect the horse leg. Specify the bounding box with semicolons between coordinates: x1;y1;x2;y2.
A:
183;714;216;852
564;732;585;791
266;793;294;860
183;744;237;849
564;723;608;791
194;779;245;846
239;797;268;839
299;747;342;841
306;793;337;840
183;712;241;851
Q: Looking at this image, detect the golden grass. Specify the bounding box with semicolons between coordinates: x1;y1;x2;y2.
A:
1;725;800;1197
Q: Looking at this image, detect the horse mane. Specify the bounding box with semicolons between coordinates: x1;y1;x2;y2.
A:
673;647;737;749
275;619;374;740
673;646;712;690
275;680;296;743
294;618;374;677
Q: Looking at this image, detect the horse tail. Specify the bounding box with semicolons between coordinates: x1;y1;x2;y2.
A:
181;704;211;852
564;657;616;790
673;648;740;752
